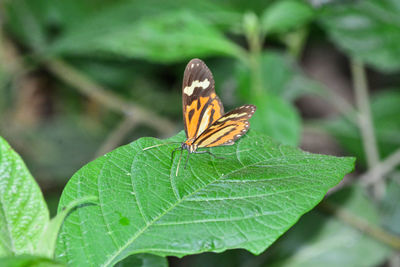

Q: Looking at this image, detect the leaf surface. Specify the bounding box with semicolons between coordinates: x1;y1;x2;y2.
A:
56;131;355;266
0;137;49;256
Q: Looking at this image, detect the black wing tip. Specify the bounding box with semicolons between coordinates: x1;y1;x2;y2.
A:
184;58;214;84
187;58;205;65
241;104;257;111
240;104;257;118
185;58;209;72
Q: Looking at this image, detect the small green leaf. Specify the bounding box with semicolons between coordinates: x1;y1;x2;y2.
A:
261;0;314;34
0;136;49;257
265;187;391;267
319;0;400;72
56;131;355;266
251;93;301;146
0;255;64;267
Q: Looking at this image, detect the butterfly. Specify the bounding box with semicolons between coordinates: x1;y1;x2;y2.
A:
144;58;256;175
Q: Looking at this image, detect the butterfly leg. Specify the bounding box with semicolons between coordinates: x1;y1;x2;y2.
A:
193;150;225;159
171;147;182;164
184;152;191;169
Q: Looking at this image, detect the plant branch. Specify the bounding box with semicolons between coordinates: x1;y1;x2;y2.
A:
317;88;359;125
46;59;177;137
319;201;400;250
95;115;139;158
351;59;381;196
361;148;400;186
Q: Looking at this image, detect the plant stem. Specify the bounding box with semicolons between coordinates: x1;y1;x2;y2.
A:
244;13;263;97
362;148;400;186
350;59;381;197
46;59;176;137
317;88;359;125
319;201;400;250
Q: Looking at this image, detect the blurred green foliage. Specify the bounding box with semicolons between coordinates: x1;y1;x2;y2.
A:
319;0;400;72
323;90;400;167
1;0;400;266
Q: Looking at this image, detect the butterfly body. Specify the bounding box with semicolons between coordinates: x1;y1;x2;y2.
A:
181;141;197;153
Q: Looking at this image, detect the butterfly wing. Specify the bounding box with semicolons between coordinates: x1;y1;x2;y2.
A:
193;105;256;148
182;59;224;141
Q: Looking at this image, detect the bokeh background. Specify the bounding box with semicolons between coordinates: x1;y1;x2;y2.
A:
1;0;399;266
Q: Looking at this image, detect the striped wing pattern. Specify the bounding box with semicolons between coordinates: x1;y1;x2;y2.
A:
193;105;256;148
182;59;224;141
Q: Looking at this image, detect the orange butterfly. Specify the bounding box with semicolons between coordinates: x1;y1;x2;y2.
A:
145;58;256;175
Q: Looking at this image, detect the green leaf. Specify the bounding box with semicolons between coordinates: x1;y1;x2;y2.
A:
56;131;355;266
264;186;391;267
261;0;314;34
251;93;301;146
0;136;49;257
0;255;64;267
321;90;400;166
318;0;400;72
236;52;324;102
50;2;243;62
114;254;168;267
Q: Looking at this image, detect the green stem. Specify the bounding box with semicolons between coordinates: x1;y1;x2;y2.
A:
244;13;263;97
249;44;262;97
350;59;381;197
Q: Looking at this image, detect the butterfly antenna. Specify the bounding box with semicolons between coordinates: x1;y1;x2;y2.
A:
143;141;181;151
175;149;183;176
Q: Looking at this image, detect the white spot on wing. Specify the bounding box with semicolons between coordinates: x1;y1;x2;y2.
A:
184;79;210;96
